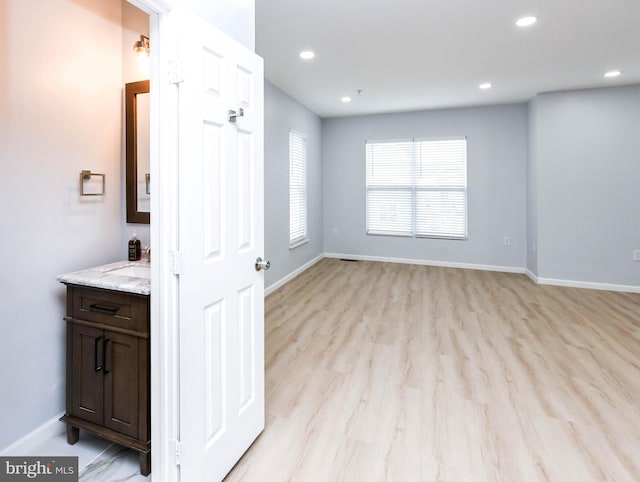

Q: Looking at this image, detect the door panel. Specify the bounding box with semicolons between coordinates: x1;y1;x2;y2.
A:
237;130;254;251
177;11;265;481
237;285;256;412
202;121;224;261
203;298;226;446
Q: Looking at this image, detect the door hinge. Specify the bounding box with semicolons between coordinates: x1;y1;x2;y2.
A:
168;60;185;84
168;250;184;275
174;440;183;466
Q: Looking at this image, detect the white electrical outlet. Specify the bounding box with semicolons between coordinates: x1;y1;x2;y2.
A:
633;250;640;262
503;236;511;246
332;228;338;236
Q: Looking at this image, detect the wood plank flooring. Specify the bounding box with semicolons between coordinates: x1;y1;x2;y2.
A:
225;258;640;481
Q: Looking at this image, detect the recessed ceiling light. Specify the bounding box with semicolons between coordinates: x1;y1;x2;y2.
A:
341;96;352;103
516;16;538;27
479;83;492;90
604;70;622;78
299;50;315;60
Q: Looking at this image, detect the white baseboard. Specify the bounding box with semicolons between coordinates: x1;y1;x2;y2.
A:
265;254;325;296
324;252;526;274
0;412;65;456
535;277;640;293
265;253;640;296
525;269;538;283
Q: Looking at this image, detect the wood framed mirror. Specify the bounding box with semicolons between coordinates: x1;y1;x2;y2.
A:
125;80;150;224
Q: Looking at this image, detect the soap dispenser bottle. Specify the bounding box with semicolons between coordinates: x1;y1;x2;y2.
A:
128;231;141;261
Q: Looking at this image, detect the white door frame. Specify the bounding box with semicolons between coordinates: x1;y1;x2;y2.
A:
127;1;180;481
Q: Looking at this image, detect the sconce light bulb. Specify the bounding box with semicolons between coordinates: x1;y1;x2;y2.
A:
138;51;150;70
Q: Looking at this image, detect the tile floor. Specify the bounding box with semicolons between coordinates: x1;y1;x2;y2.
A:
27;431;149;481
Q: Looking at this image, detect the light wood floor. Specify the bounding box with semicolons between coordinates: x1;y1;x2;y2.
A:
226;258;640;481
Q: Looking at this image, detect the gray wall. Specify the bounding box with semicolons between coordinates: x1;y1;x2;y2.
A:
322;104;528;269
526;97;538;275
264;82;323;287
0;0;125;449
534;84;640;286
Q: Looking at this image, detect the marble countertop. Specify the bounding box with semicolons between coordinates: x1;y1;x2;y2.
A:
57;260;150;295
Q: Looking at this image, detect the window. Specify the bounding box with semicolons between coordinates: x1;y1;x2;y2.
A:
366;138;467;239
289;130;308;247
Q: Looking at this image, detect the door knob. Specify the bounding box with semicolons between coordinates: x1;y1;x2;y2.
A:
255;257;270;271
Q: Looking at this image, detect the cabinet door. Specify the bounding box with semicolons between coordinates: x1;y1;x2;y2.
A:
103;331;141;438
69;324;104;425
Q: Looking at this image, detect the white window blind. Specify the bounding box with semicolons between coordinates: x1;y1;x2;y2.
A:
366;138;467;239
289;130;307;246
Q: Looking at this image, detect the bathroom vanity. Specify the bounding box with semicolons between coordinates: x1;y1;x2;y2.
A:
57;261;151;476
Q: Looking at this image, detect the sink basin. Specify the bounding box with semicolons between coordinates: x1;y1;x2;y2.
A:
108;265;151;279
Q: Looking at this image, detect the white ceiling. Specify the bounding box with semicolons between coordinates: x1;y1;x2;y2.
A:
256;0;640;118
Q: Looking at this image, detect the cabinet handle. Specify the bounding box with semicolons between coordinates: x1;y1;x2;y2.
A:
103;338;111;374
89;303;119;315
94;336;103;372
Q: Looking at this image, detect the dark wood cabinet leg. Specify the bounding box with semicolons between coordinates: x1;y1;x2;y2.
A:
66;424;79;445
139;451;151;476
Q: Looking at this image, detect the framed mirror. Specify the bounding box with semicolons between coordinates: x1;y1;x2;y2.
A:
125;80;150;224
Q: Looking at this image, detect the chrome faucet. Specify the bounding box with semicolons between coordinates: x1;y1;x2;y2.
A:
145;246;151;263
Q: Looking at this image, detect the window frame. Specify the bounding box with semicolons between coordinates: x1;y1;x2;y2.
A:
289;129;309;249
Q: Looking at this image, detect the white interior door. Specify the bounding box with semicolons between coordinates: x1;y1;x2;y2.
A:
177;10;265;481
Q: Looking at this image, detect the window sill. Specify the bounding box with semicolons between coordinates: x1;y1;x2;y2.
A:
367;231;467;241
289;238;310;250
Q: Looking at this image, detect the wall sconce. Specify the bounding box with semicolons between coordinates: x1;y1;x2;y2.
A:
133;34;150;68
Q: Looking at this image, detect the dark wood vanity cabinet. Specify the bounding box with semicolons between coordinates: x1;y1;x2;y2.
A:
61;285;150;476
